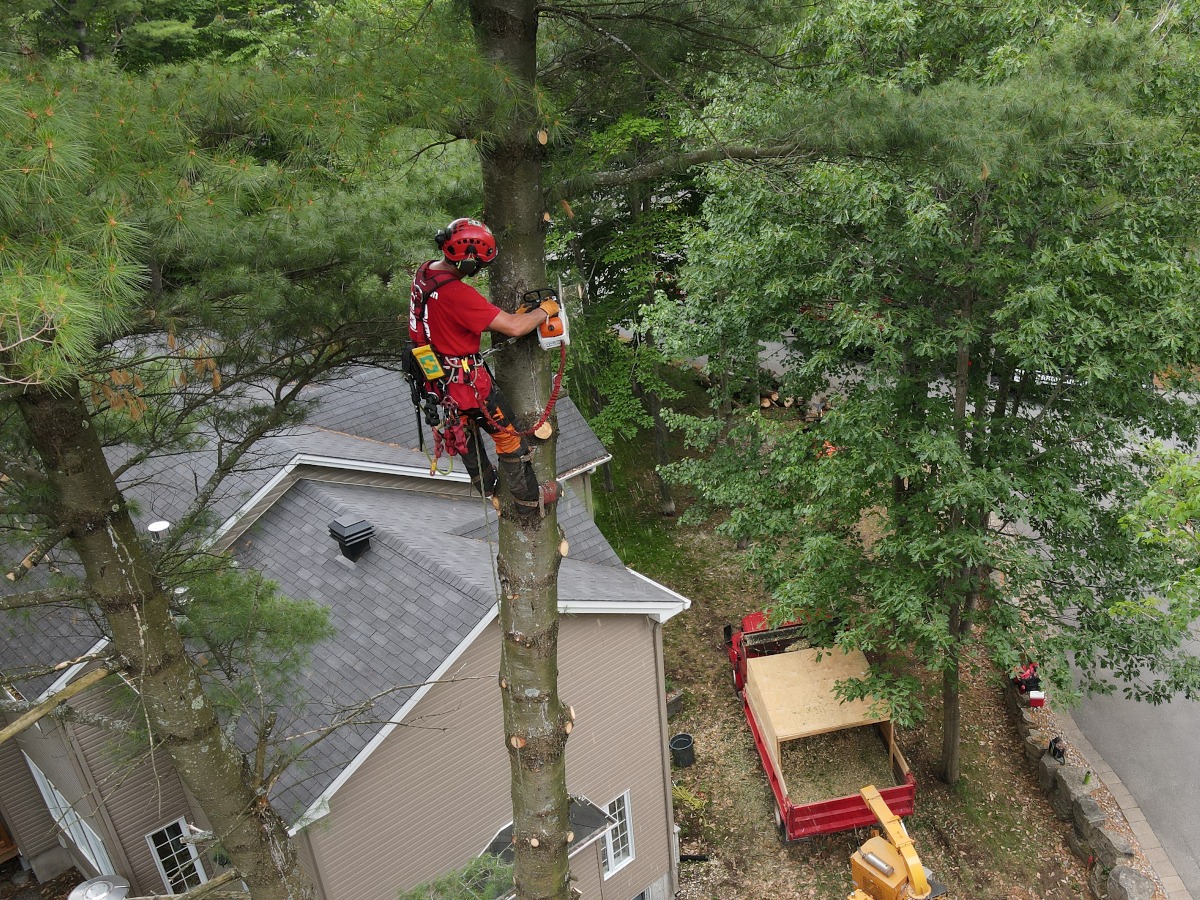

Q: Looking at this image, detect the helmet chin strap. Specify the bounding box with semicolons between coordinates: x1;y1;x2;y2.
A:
454;256;484;276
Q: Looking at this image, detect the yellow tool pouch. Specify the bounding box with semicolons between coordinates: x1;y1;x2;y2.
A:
412;344;445;380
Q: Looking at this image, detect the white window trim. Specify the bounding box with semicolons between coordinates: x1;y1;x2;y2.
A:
145;817;208;895
601;790;635;879
22;752;115;876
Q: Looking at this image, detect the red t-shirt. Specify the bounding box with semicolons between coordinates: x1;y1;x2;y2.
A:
409;262;501;357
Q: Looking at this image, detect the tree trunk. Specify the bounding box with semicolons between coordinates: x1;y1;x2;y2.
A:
470;2;574;898
17;382;314;900
647;388;676;517
939;600;963;785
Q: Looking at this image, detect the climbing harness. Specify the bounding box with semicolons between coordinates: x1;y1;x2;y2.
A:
403;275;571;481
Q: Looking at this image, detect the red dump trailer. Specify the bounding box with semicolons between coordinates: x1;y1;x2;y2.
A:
724;613;916;840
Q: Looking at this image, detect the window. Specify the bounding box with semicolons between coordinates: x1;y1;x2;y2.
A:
22;753;115;876
600;791;634;877
146;818;207;894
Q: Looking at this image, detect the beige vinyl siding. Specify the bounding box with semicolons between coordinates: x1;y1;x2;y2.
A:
305;614;674;900
558;615;673;900
0;718;60;861
67;678;198;895
9;712;111;877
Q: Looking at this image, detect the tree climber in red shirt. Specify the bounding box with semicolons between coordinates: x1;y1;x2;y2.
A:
408;217;562;514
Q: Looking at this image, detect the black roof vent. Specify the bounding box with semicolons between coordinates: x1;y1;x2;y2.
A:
329;516;374;562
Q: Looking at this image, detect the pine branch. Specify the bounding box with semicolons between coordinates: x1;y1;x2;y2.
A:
0;586;96;612
0;667;112;747
552;144;816;200
0;453;46;490
4;525;72;583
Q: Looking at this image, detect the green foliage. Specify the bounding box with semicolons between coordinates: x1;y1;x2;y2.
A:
652;12;1200;744
174;561;335;719
3;0;319;67
671;782;706;814
397;854;514;900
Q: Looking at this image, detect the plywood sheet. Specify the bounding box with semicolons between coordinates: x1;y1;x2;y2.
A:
745;647;885;743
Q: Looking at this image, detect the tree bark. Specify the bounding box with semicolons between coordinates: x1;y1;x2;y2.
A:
939;600;963;785
469;2;574;898
938;285;974;786
16;381;315;900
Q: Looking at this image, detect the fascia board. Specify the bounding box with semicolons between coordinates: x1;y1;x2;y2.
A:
558;453;613;482
289;604;499;834
560;568;692;624
558;599;688;624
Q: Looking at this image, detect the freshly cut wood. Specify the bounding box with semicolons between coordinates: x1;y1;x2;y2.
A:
778;726;896;805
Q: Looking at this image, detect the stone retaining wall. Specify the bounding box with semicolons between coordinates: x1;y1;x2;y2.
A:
1005;684;1160;900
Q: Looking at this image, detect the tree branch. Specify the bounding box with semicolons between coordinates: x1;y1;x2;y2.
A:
0;667;112;747
125;869;246;900
552;144;816;200
4;524;72;583
0;586;95;612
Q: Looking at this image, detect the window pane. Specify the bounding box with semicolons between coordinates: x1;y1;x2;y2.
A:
148;820;205;894
603;792;633;875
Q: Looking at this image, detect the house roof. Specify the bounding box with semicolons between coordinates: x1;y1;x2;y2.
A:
0;370;686;825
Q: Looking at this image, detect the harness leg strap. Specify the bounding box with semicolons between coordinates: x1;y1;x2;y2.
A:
497;452;561;515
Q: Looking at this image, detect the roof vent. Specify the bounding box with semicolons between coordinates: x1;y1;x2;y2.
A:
329;516;374;562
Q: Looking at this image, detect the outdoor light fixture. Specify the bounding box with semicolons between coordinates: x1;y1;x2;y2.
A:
329;516;374;562
147;520;171;542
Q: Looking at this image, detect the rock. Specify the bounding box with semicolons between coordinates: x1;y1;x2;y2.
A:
1073;795;1108;843
1108;865;1155;900
1066;830;1089;862
1052;766;1093;820
1088;861;1109;899
1017;707;1038;730
1024;730;1046;761
10;870;30;886
1039;752;1063;792
1093;828;1137;870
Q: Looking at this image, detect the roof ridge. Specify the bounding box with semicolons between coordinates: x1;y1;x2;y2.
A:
295;479;499;608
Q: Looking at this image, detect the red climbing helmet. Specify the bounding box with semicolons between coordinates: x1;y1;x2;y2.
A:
436;218;497;274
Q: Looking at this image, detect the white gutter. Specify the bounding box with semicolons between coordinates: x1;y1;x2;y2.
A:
558;453;613;483
37;638;111;702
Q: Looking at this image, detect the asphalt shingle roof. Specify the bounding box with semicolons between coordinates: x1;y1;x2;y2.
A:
0;367;681;822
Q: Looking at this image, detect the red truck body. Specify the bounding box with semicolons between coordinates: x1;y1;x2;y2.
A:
725;612;917;840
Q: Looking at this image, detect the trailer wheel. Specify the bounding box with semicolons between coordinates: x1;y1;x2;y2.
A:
774;807;788;843
732;669;742;700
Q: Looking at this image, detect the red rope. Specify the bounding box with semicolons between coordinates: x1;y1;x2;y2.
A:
522;343;568;435
463;342;568;437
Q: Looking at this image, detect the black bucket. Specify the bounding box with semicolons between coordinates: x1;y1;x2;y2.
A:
669;733;695;768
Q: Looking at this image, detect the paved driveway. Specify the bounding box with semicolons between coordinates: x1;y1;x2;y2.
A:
1070;658;1200;898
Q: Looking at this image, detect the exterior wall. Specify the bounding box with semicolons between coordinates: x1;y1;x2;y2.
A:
564;471;594;516
0;718;65;878
67;678;200;895
303;613;675;900
8;709;109;879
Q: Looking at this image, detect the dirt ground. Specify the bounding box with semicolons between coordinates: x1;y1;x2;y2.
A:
0;861;82;900
654;525;1093;900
